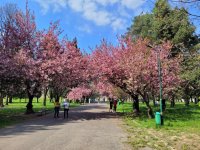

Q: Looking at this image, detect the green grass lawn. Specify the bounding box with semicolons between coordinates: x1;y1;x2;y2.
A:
0;98;80;128
117;102;200;150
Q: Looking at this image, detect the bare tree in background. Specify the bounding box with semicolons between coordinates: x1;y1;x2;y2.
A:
170;0;200;18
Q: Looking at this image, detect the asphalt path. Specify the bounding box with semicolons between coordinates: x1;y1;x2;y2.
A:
0;103;131;150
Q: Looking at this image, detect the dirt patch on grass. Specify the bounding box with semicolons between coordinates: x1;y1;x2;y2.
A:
174;133;200;150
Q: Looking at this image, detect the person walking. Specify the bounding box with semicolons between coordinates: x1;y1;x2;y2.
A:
109;98;113;112
54;99;60;118
62;99;70;119
113;99;118;112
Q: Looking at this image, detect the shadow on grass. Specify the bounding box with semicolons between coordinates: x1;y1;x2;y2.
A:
117;103;200;122
164;105;200;121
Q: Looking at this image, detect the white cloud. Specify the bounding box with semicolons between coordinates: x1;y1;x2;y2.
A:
83;9;111;26
111;18;126;31
34;0;67;14
94;0;118;6
34;0;146;31
68;0;83;12
68;0;112;26
77;24;92;34
121;0;146;10
117;5;131;18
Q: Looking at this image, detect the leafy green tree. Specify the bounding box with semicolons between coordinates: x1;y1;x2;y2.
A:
181;54;200;104
127;0;199;55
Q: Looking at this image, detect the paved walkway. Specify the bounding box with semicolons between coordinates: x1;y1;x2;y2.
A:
0;103;131;150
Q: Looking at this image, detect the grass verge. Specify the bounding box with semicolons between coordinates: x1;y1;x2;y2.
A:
117;102;200;150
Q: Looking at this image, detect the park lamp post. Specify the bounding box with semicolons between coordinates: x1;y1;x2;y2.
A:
148;44;164;125
155;46;164;125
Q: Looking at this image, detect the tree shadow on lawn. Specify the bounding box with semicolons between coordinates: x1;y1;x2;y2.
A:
0;103;118;137
164;106;200;122
117;104;200;122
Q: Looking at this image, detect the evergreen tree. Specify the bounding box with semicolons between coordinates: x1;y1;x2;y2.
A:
127;0;199;55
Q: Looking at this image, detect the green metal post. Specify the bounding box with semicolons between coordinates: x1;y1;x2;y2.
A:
157;48;163;125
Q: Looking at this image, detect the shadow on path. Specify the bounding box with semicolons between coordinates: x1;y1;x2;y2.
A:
0;103;118;137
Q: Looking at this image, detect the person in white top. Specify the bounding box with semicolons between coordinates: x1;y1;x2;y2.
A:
62;99;70;119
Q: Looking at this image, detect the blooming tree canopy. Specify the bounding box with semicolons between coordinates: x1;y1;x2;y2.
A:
67;86;92;101
91;37;181;116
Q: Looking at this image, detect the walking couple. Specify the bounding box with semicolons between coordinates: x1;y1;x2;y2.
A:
109;98;117;112
54;98;70;119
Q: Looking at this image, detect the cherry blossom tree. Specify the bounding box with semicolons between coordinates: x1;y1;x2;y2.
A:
0;4;21;107
37;22;63;106
10;3;40;113
67;86;92;102
120;38;181;117
91;37;181;117
0;3;39;112
48;38;89;102
93;81;115;99
91;39;140;113
38;22;90;103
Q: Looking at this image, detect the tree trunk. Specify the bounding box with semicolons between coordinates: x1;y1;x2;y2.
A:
162;99;166;111
142;93;154;118
86;97;89;103
170;100;175;107
43;88;48;106
194;97;198;104
25;81;38;114
6;95;9;105
145;101;154;118
55;94;59;102
49;89;53;103
184;87;190;106
185;99;189;106
0;93;4;107
83;96;86;104
190;95;193;103
9;96;12;103
170;95;175;107
26;94;34;114
152;95;156;107
131;94;139;115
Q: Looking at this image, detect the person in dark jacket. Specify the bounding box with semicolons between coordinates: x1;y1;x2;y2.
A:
109;98;113;112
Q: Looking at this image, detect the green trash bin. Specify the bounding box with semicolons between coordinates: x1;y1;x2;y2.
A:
155;112;161;125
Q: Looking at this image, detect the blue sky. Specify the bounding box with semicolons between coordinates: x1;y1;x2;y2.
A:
0;0;199;53
0;0;152;52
